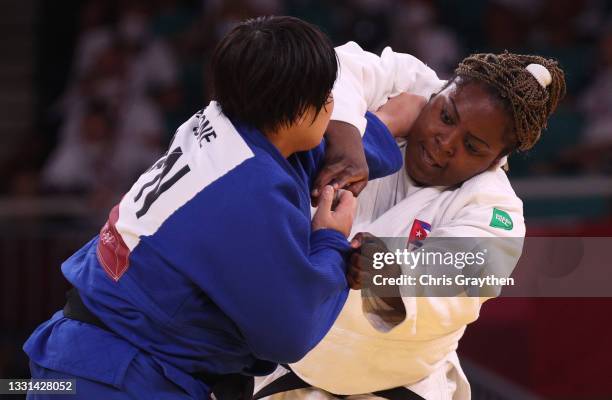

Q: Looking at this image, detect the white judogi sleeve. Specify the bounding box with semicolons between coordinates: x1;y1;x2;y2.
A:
332;41;444;135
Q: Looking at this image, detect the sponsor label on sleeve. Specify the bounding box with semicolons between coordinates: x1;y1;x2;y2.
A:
490;208;513;230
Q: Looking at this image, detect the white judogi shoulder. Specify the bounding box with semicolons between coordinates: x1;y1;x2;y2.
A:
332;41;444;136
258;43;526;399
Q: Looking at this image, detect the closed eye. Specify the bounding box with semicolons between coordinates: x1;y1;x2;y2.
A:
464;138;479;154
440;107;453;125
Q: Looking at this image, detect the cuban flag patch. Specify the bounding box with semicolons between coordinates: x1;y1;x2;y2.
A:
408;219;432;250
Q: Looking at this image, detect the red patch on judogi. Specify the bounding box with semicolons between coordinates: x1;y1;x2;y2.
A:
96;205;131;281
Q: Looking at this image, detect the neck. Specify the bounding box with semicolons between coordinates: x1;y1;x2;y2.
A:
263;127;294;158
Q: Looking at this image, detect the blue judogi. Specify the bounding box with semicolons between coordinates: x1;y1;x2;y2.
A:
24;103;402;399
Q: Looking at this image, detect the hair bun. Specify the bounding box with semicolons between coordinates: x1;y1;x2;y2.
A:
525;63;552;88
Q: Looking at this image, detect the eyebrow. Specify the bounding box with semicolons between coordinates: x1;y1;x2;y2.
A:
449;96;491;149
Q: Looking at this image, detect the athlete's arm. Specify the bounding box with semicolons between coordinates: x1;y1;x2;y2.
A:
356;192;526;332
313;93;426;200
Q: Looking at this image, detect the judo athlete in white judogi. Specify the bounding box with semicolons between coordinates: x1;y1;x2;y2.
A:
255;42;566;399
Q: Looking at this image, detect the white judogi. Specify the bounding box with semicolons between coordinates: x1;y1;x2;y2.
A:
256;43;526;399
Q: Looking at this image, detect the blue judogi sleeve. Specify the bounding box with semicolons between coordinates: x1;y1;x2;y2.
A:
156;159;351;364
362;111;403;179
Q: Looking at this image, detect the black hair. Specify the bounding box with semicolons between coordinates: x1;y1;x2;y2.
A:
211;16;338;133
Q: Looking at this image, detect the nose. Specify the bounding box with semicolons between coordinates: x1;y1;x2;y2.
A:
435;131;458;158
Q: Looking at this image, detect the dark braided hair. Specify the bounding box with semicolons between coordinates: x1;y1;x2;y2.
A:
455;51;566;151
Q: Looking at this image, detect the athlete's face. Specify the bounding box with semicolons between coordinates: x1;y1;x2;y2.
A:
405;80;515;187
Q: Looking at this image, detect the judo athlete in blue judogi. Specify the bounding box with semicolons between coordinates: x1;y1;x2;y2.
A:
23;16;403;399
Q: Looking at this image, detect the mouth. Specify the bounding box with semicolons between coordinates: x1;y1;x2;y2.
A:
420;143;442;169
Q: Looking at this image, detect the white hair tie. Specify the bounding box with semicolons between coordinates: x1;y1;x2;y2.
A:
526;63;552;88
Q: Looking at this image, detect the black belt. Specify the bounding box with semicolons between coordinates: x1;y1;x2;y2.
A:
63;288;109;330
63;289;420;400
62;288;253;400
253;368;425;400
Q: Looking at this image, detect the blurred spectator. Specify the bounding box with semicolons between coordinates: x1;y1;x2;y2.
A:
117;0;178;97
42;99;117;194
342;0;392;52
390;0;460;77
578;25;612;147
42;93;163;200
37;0;183;208
484;0;534;51
574;0;610;39
71;0;115;78
554;25;612;174
530;0;593;94
5;0;612;199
